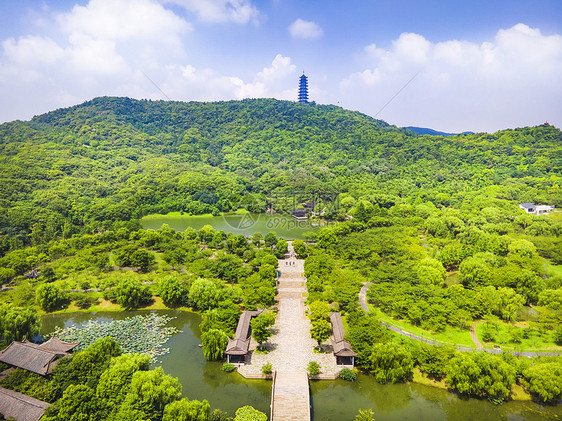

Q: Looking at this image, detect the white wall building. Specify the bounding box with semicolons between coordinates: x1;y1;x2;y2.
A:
519;203;555;215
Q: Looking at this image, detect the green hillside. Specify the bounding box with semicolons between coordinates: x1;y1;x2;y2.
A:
1;96;560;251
1;97;562;408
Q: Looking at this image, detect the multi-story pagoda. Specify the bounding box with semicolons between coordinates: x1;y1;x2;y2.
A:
298;72;309;103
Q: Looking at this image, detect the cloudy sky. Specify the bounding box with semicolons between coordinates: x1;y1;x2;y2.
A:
1;0;561;132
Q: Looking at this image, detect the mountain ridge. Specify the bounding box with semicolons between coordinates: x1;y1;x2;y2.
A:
0;96;560;249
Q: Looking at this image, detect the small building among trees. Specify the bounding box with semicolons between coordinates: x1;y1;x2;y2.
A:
330;312;356;366
0;386;49;421
224;310;263;364
519;203;555;215
0;337;79;376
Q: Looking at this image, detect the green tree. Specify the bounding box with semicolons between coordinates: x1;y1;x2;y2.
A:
292;239;307;259
189;278;224;310
0;267;16;284
496;287;525;321
234;406;267;421
115;278;152;309
554;325;562;346
201;329;229;361
523;362;562;403
0;305;41;342
508;239;537;259
36;283;67;312
307;361;320;375
163;398;210;421
308;301;330;323
310;318;331;350
96;353;150;408
158;276;188;307
264;232;277;248
345;310;389;368
250;311;276;350
458;256;492;288
275;237;288;258
417;258;446;286
119;367;182;421
49;384;102;421
445;352;515;402
369;343;413;384
252;232;263;247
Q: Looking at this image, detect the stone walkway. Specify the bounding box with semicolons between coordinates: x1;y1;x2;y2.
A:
238;256;339;378
271;371;310;421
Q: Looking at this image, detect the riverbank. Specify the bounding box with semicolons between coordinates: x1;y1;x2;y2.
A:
43;296;198;317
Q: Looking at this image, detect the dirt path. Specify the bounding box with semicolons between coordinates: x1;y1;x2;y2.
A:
470;322;484;349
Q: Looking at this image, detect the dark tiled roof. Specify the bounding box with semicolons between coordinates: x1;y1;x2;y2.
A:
519;203;534;209
225;310;262;356
0;338;77;376
39;337;79;354
0;386;48;421
330;312;357;357
225;338;251;355
291;209;307;218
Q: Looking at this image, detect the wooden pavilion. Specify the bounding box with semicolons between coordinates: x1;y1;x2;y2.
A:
0;337;79;376
224;310;263;364
330;312;356;366
0;386;49;421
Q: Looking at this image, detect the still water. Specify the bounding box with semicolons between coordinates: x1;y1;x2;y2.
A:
141;213;319;239
41;311;560;420
41;310;271;417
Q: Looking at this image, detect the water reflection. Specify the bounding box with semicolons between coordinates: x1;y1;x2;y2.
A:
41;311;561;420
142;213;319;239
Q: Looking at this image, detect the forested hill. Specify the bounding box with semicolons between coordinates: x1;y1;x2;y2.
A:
0;96;561;250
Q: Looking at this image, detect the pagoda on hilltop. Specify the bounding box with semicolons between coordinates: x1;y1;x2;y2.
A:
298;72;309;103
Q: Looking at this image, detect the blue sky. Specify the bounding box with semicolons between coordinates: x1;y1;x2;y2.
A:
1;0;561;132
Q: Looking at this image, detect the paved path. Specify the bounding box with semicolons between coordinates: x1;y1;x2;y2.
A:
238;257;339;377
239;248;341;420
359;282;562;357
271;371;310;421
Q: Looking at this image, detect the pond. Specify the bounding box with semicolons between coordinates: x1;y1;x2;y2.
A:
41;310;271;417
41;311;560;420
141;213;320;239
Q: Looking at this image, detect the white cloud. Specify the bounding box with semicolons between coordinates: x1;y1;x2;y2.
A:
164;0;260;24
162;54;297;101
340;24;562;132
257;54;296;80
288;18;323;40
0;0;191;121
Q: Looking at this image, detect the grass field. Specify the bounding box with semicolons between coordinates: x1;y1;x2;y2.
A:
366;302;475;347
544;259;562;277
475;321;561;351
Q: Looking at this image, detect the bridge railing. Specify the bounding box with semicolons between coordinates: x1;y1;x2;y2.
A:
270;370;277;418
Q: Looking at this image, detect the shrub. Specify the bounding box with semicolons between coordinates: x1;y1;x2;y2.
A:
73;294;99;309
307;361;320;375
369;342;413;384
222;363;236;373
36;283;67;312
339;368;357;381
234;405;267;421
114;278;152;309
261;363;272;375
